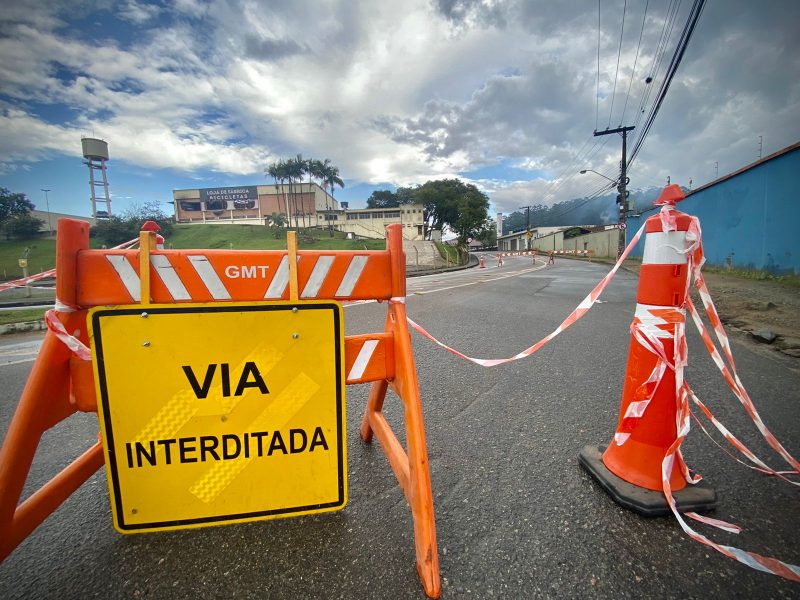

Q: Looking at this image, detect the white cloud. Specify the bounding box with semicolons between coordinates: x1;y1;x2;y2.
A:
0;0;798;208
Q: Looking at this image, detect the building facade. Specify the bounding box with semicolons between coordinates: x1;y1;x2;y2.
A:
173;183;337;225
316;204;425;240
172;184;425;240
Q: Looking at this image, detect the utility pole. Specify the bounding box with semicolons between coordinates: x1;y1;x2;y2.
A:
519;205;534;249
593;125;634;258
41;188;52;234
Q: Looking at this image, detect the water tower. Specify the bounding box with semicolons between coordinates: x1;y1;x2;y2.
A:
81;137;111;218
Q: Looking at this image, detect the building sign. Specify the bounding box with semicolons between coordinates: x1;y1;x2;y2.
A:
199;186;258;211
89;301;347;533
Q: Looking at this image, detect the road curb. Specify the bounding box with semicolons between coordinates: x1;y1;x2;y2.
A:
1;320;46;335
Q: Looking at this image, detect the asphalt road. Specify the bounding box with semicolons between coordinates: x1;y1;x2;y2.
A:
0;256;797;598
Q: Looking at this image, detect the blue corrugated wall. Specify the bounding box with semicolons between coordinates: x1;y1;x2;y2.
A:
626;145;799;274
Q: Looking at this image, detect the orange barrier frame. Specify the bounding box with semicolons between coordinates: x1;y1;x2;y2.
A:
0;220;440;598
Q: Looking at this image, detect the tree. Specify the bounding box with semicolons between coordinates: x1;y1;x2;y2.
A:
310;159;334;236
3;213;44;239
123;200;174;236
475;218;497;247
322;163;344;212
413;179;488;243
92;216;139;247
0;188;35;228
366;190;399;208
90;201;173;246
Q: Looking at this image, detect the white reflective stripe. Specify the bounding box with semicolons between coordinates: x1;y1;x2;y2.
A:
106;255;140;301
348;339;379;381
188;255;231;300
635;303;685;339
642;231;688;264
150;255;191;301
301;255;334;298
265;256;290;299
335;255;367;297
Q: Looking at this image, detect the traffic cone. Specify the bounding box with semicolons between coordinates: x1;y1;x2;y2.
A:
579;185;716;516
479;256;485;268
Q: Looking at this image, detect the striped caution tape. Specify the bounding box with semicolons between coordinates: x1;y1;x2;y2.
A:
0;270;56;293
639;209;799;582
408;223;646;367
44;310;92;361
410;203;799;581
0;237;139;294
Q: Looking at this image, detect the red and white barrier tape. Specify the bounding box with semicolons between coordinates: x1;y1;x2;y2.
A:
0;236;139;294
408;223;646;367
0;269;56;293
44;310;91;361
409;204;799;581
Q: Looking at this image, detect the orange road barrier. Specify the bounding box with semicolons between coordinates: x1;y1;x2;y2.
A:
479;256;485;268
579;190;716;516
0;221;440;598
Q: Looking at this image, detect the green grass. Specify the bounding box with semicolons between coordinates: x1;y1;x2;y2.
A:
0;225;388;280
434;242;465;265
702;265;800;287
0;307;48;325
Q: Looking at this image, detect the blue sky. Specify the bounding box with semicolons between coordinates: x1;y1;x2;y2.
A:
1;1;798;219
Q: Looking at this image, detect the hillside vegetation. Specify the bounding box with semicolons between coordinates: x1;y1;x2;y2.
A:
0;224;387;280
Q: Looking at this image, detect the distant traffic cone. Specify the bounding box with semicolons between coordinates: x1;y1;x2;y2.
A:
579;185;716;516
479;256;486;268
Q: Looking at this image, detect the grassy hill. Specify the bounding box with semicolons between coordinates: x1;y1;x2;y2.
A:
0;224;388;281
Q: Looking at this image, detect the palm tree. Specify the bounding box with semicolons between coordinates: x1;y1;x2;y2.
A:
266;161;283;224
292;154;310;228
273;159;292;228
309;158;331;234
323;163;345;216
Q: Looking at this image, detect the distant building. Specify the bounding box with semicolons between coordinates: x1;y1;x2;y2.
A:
320;204;425;240
29;210;96;237
498;225;587;252
173;183;336;225
172;183;425;240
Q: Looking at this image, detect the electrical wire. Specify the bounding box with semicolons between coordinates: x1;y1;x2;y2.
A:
633;0;682;132
628;0;706;168
596;0;601;131
607;0;628;128
620;0;649;126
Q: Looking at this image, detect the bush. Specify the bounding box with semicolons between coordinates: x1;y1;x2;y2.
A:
3;214;44;239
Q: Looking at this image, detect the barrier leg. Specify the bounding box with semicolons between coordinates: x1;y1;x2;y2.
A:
0;328;102;562
391;301;440;598
360;379;388;444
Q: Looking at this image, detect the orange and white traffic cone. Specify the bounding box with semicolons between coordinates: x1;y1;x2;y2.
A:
579;185;716;516
479;256;485;268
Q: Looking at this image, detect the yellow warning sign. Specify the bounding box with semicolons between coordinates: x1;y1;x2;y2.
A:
88;301;347;533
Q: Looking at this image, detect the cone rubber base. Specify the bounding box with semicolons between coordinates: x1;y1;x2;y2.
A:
578;445;717;517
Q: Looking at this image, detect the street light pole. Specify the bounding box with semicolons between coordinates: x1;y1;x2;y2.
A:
41;188;52;234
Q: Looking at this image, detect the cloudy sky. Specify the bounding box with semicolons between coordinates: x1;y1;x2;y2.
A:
0;0;798;219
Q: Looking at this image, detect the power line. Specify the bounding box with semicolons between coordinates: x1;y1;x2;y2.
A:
634;0;681;130
628;0;706;168
607;0;628;128
596;0;601;131
620;0;649;126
